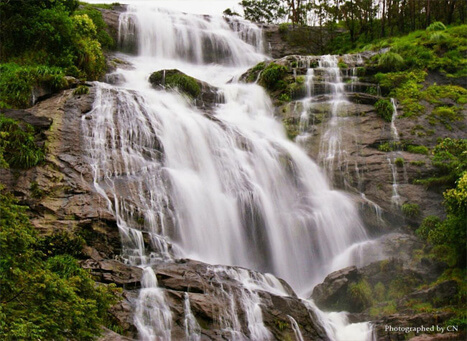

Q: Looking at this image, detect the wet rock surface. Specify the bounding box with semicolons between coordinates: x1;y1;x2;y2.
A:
149;259;329;341
241;54;466;233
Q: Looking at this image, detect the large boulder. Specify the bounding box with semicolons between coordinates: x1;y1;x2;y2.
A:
311;266;364;313
149;69;223;109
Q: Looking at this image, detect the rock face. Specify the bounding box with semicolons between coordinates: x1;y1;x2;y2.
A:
311;266;363;313
242;53;466;233
143;259;329;341
260;24;342;58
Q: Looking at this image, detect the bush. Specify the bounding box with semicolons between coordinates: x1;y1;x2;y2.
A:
416;215;441;240
260;63;288;91
406;145;429;155
0;186;119;340
0;115;45;169
401;203;420;218
375;99;394;122
0;63;66;108
395;157;404;167
378;52;405;71
427;21;447;31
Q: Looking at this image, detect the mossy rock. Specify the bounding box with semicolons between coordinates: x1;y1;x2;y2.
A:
149;69;221;108
149;69;201;98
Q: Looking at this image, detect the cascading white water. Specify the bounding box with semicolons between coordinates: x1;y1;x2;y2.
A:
387;98;402;206
83;2;375;340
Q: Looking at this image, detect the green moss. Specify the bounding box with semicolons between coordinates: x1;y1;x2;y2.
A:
246;62;266;82
378;141;402;152
282;117;299;140
374;282;386;302
430;106;463;129
150;70;201;98
401;203;420;218
348;279;373;311
369;300;397;317
410;161;425;167
30;181;46;199
338;59;348;69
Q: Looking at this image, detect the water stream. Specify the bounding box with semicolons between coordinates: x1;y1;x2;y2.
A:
83;2;375;340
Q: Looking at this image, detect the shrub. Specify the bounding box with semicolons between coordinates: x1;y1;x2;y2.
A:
374;99;394;122
260;63;288;91
73;85;90;95
401;203;420;218
378;52;405;71
427;21;447;31
406;145;429;155
0;115;45;169
0;63;66;108
0;186;119;340
430;32;449;44
278;23;290;34
416;215;441;240
395;157;404;167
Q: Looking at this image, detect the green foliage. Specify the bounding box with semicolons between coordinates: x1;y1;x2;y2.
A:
73;85;90;95
369;300;397;317
428;138;467;187
0;116;45;169
395;157;404;167
401;203;420;218
416;215;442;240
278;23;291;34
260;63;288;91
374;99;393;122
75;7;115;49
0;186;119;340
348;279;373;311
406;145;429;155
0;0;110;96
37;231;85;259
378;52;404;71
0;63;66;108
246;62;266;82
373;282;386;302
378;141;402;152
427;21;447;32
240;0;286;24
423;85;467;105
430;106;463;130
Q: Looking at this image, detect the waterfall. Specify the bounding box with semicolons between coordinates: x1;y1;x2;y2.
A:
387;98;402;206
83;2;375;340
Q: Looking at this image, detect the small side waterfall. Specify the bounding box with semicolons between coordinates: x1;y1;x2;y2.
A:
387;98;402;206
83;3;375;340
135;268;173;341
